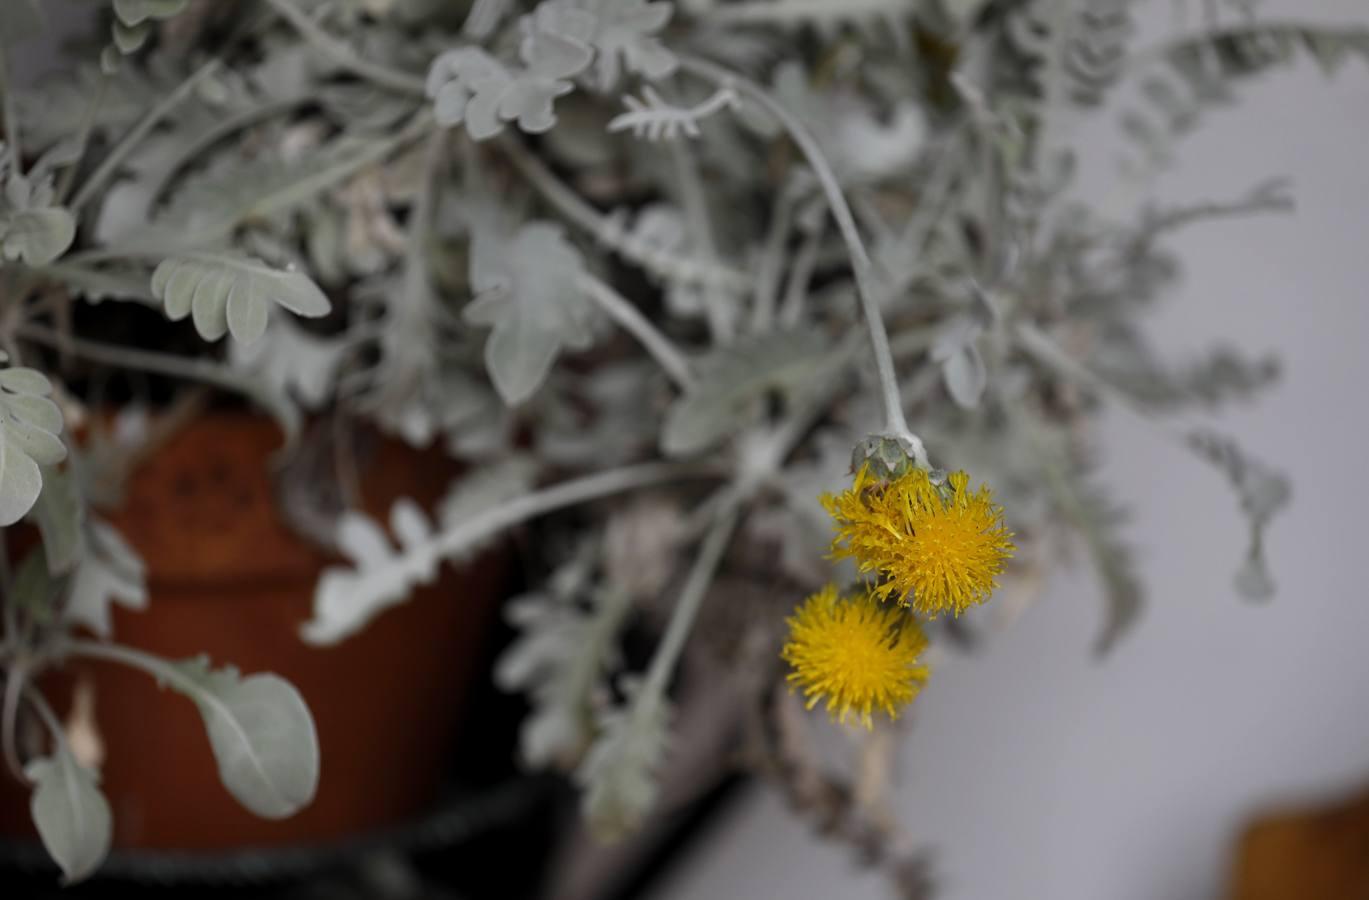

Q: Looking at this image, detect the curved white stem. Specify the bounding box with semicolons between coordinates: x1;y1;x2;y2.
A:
579;273;695;390
678;55;927;466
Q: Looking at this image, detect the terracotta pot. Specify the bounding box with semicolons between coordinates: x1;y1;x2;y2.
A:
0;413;507;850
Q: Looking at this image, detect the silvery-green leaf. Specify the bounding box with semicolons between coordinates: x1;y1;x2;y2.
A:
111;19;151;54
576;677;669;840
581;0;678;92
1035;435;1144;657
168;657;319;819
11;546;59;627
305;461;535;645
465;222;594;405
0;368;65;526
662;328;829;457
100;45;122;75
65;521;147;639
425;21;591;141
303;505;440;646
941;343;987;408
151;253;331;344
26;748;113;885
112;0;188;26
1234;552;1276;602
495;545;631;768
229;318;345;410
521;6;596;80
0;208;76;266
932;315;987;408
0;367;53;396
27;467;86;576
1185;429;1290;601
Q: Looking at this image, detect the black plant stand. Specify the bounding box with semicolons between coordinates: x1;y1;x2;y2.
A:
0;777;558;899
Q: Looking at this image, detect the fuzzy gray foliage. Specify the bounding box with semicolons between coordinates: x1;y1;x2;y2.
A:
0;0;1359;884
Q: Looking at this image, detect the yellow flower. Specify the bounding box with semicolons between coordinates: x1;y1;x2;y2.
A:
781;585;930;728
822;465;1014;617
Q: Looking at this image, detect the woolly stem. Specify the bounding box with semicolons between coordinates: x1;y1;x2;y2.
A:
498;135;750;294
678;55;927;466
70;59;222;213
19;324;261;397
0;38;21;176
578;273;695;390
641;501;740;699
668;140;733;341
262;0;426;96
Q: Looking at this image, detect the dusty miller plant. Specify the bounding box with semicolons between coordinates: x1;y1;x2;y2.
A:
0;0;1362;889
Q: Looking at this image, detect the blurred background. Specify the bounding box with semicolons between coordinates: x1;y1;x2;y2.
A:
657;2;1369;898
6;1;1369;899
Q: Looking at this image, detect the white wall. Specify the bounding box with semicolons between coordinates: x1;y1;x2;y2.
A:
656;3;1369;899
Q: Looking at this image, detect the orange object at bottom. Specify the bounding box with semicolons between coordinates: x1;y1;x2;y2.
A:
1228;784;1369;900
0;413;507;850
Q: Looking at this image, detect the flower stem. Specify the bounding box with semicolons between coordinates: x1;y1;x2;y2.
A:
578;273;694;390
677;55;926;466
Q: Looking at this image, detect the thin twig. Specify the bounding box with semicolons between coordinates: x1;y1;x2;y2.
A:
19;323;256;396
263;0;427;96
1;661;27;781
641;500;742;699
678;55;927;466
0;38;22;176
669;140;734;341
578;273;695;391
70;59;222;213
54;74;112;205
144;94;314;206
752;184;796;334
779;219;823;329
497;135;750;294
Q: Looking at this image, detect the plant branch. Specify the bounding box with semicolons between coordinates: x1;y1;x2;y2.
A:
69;111;432;261
54;74;112;205
1;661;27;781
70;59;222;213
63;640;194;693
641;500;741;699
434;462;717;566
0;37;22;176
497;135;750;294
678;55;925;466
18;323;263;398
751;183;795;333
578;273;695;391
145;94;314;206
263;0;427;96
668;140;733;341
779;220;824;328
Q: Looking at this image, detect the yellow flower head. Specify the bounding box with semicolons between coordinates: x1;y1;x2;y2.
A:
781;584;930;728
822;465;1014;618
